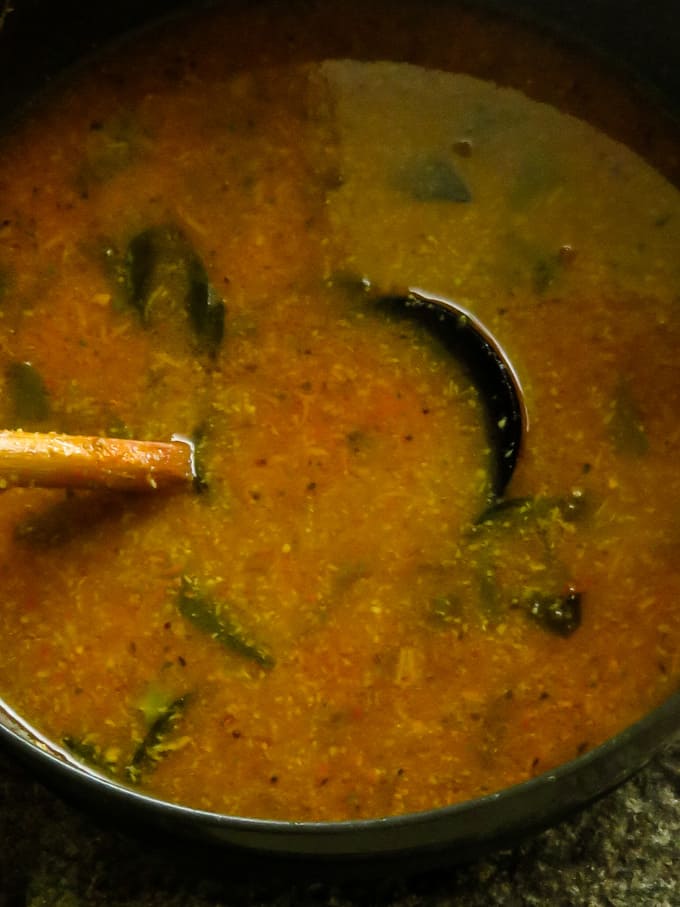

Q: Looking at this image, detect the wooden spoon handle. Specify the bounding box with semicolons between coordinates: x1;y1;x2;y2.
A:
0;430;194;492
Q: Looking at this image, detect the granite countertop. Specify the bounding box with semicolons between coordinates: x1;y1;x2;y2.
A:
1;735;678;907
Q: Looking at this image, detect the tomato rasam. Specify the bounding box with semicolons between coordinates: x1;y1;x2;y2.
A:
0;0;679;821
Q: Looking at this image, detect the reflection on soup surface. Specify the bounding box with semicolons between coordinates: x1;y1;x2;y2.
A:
0;0;679;821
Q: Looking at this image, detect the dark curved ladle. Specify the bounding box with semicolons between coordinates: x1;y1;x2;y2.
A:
370;288;526;500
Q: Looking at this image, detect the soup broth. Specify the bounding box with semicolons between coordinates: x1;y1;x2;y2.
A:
0;0;679;821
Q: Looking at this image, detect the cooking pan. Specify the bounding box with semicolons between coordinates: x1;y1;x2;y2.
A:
0;0;678;871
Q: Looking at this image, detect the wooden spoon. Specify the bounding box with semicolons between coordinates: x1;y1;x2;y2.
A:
0;430;194;492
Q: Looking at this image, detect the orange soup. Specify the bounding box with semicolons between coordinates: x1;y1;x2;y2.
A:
0;0;679;821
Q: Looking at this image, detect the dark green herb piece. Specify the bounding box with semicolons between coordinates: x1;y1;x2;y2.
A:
393;155;471;203
186;255;225;356
6;360;50;425
467;492;587;636
126;694;190;784
177;577;274;668
113;225;225;355
526;590;582;637
125;228;160;321
62;734;118;776
608;381;648;456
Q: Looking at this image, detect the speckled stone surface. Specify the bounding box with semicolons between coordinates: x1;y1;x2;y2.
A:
1;734;678;907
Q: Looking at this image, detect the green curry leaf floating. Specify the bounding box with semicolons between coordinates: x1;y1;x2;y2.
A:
106;225;226;357
468;492;587;636
60;576;273;783
126;693;192;785
177;576;275;669
6;360;51;426
62;693;193;785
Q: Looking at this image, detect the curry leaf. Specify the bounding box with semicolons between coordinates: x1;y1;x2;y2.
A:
62;734;119;776
6;360;50;425
186;255;225;356
177;576;274;668
125;228;160;321
526;590;582;637
126;694;191;784
113;225;226;355
468;493;586;636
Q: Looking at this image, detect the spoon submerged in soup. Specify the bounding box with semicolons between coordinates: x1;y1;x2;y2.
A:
0;291;525;498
